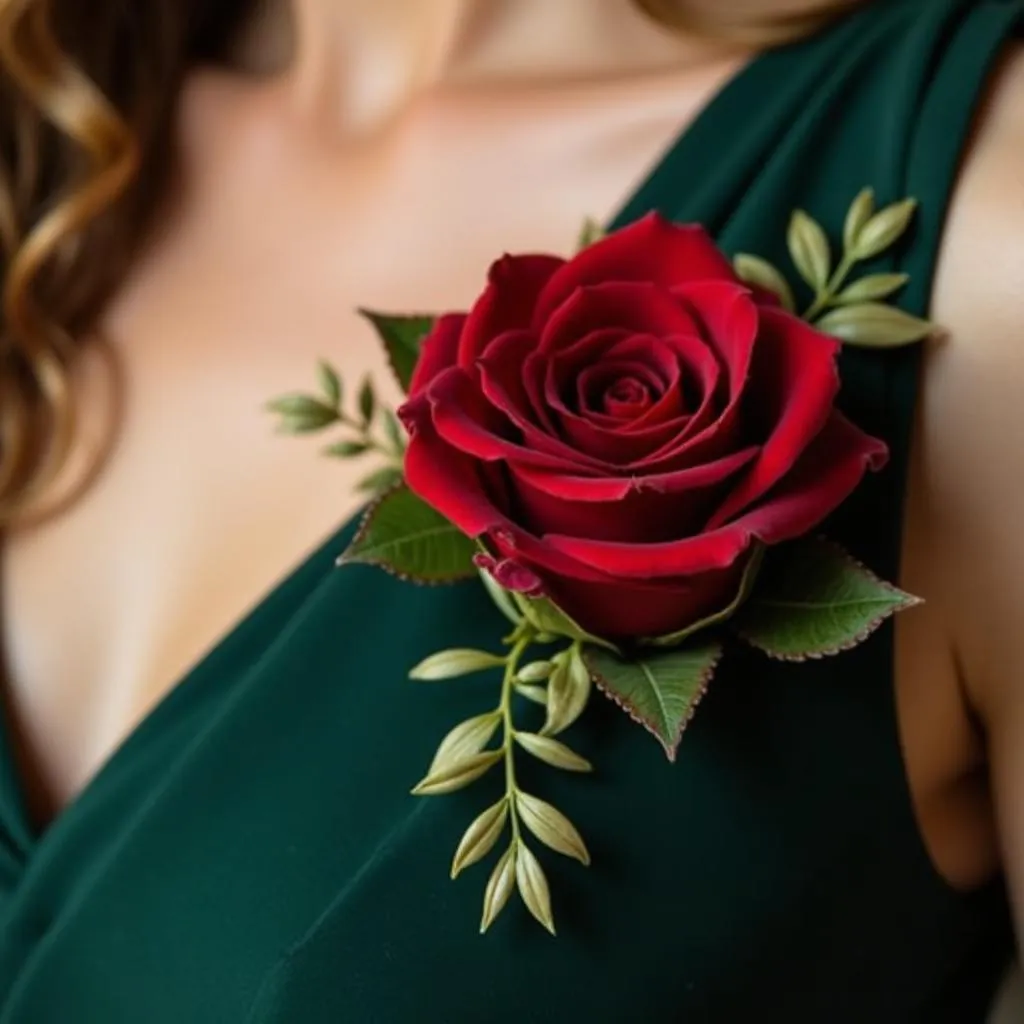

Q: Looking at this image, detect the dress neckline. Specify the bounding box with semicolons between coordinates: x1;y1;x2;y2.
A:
0;36;789;856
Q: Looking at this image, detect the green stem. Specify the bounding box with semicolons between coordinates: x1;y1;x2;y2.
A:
500;632;533;843
333;409;404;463
803;251;856;321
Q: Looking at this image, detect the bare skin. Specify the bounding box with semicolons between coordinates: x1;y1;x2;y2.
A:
1;0;1022;949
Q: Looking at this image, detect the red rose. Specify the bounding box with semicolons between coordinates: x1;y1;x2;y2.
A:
399;214;887;640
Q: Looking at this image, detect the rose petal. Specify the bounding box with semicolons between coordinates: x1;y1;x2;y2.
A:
548;346;687;463
542;411;885;578
534;213;737;324
538;281;702;356
401;418;509;539
486;518;618;584
478;333;613;469
409;314;466;394
709;410;888;545
544;332;722;465
513;446;759;501
525;328;628;435
706;307;842;527
563;332;679;409
671;280;759;398
614;333;719;434
510;446;758;542
474;553;545;596
403;401;614;587
609;283;757;471
477;330;542;423
546;331;675;425
577;364;663;419
458;254;564;368
544;333;730;473
601;377;652;417
545;332;662;418
418;367;606;473
545;562;747;640
598;333;682;393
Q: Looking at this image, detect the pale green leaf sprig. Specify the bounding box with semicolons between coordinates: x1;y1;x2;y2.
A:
327;433;922;939
394;527;918;936
408;625;594;935
266;362;406;496
733;188;935;348
576;217;607;252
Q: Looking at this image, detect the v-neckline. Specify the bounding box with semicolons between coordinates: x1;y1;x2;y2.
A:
0;36;794;858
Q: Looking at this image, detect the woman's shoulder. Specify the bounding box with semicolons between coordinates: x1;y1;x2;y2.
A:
919;39;1024;711
915;36;1024;927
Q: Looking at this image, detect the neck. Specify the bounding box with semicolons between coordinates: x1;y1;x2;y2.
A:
234;0;739;134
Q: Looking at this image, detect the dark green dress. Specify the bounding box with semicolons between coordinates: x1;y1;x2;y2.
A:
1;1;1019;1020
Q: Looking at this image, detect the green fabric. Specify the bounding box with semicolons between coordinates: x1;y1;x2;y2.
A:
1;1;1019;1019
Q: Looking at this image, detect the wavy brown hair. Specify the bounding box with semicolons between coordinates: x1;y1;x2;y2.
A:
0;0;857;524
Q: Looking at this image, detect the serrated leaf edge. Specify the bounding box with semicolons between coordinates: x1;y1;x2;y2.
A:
357;308;436;394
336;483;477;586
584;644;723;762
734;539;922;662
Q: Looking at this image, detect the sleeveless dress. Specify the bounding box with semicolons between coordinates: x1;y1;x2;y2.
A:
0;1;1019;1020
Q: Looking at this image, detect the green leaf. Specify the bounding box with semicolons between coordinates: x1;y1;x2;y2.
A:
842;187;875;252
734;538;920;660
732;253;796;313
358;376;376;427
410;649;506;681
428;712;502;775
576;217;606;251
323;439;370;458
383;408;406;454
515;841;556;935
585;642;723;761
411;750;503;796
815;302;933;348
514;732;592;773
480;845;516;933
355;466;404;495
358;309;436;393
516;660;554;684
479;567;523;627
516;792;590;866
512;595;619;652
266;393;333;418
834;273;910;304
542;648;592;737
316;360;341;407
850;198;917;261
787;209;831;291
266;394;339;433
639;546;763;648
514;684;549;706
338;484;477;583
451;800;509;879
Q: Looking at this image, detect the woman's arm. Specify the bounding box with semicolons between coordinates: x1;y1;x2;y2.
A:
922;43;1024;939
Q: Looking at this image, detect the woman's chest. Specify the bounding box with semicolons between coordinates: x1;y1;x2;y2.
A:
0;67;733;819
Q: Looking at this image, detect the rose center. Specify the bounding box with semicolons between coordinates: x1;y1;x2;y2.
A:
603;377;652;418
